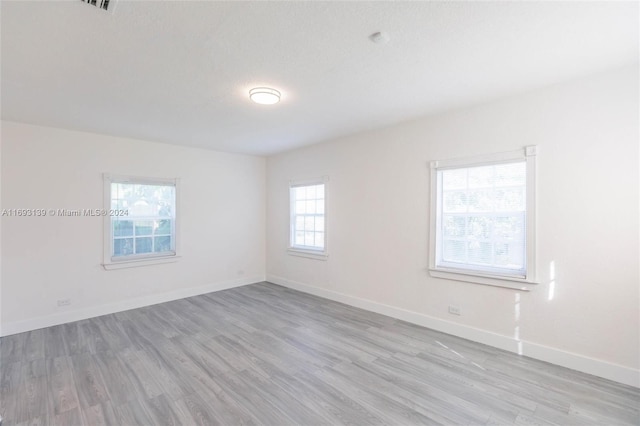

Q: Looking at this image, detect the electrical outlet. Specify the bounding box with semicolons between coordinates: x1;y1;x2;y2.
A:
448;305;461;316
57;298;71;307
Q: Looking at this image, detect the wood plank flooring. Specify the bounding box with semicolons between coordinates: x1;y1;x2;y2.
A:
1;282;638;425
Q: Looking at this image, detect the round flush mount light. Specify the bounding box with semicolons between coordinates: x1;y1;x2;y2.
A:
249;87;281;105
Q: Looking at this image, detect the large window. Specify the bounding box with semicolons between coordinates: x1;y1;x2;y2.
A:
103;175;179;269
429;147;536;288
289;179;327;257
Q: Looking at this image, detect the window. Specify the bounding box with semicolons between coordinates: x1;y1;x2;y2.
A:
429;147;537;288
103;174;179;269
289;179;327;258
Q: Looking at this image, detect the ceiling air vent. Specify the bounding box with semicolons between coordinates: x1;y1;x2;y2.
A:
80;0;116;13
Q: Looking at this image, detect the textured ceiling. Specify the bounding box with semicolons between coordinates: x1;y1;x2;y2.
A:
1;1;638;156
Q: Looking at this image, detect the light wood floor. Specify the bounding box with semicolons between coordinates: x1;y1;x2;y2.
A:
1;282;638;425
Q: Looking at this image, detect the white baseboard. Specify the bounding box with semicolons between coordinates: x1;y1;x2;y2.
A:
0;275;264;337
267;274;640;388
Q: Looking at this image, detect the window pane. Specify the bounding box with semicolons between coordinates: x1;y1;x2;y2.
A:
295;231;304;245
156;219;172;235
468;216;491;239
295;186;306;200
468;166;494;188
494;243;511;266
495;188;525;211
161;185;175;199
154;236;172;252
494;241;524;269
468;241;493;265
135;237;153;254
493;215;524;239
158;201;173;217
467;189;494;212
443;239;465;263
112;183;134;200
295;200;306;214
306;185;316;199
113;220;133;237
507;242;525;268
315;217;325;232
442;169;466;190
304;232;314;246
443;191;467;212
295;216;304;231
135;221;153;236
111;199;126;210
315;232;325;248
111;182;175;219
130;200;154;217
306;200;316;214
316;184;325;199
443;215;465;237
495;162;525;187
316;200;325;214
305;216;315;231
113;238;134;256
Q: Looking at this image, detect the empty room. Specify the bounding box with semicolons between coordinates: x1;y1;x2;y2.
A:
1;1;638;425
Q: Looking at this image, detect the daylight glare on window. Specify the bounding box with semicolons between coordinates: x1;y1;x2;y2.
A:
437;161;526;276
291;183;325;251
110;182;176;258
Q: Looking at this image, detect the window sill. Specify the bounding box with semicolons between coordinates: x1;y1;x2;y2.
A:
287;248;328;261
103;255;181;270
429;268;537;291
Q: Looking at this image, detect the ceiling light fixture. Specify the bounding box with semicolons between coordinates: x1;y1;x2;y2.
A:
249;87;281;105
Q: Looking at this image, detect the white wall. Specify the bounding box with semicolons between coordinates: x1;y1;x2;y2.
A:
266;65;639;386
0;124;3;337
1;122;265;334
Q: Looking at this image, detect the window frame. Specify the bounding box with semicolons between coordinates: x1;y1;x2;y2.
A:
102;174;181;270
429;146;537;290
288;177;328;260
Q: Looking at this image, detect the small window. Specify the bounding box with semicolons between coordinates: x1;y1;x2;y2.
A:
103;174;179;269
429;147;537;288
289;178;327;258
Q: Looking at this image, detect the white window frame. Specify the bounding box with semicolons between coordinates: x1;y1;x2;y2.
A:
288;176;328;260
102;174;181;270
429;146;537;290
